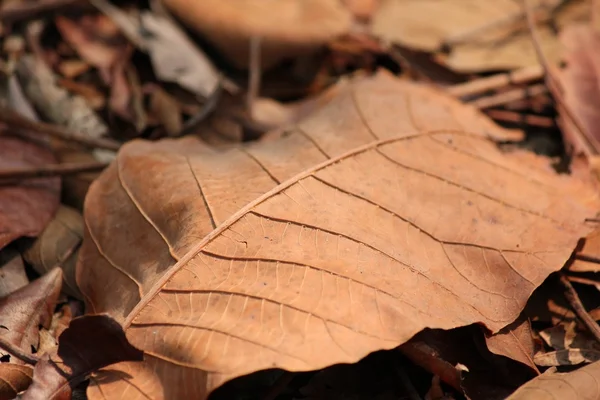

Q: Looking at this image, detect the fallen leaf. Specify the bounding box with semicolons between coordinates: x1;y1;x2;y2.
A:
22;314;143;400
372;0;589;72
0;268;62;360
56;149;101;210
0;363;33;399
0;248;29;297
507;360;600;399
55;14;129;82
485;316;539;373
23;205;84;298
0;133;60;250
91;0;220;99
559;24;600;156
79;72;597;399
162;0;354;69
535;320;600;366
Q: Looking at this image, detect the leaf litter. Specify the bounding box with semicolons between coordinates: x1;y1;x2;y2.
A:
1;0;600;399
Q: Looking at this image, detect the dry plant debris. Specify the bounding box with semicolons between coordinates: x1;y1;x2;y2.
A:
1;0;600;399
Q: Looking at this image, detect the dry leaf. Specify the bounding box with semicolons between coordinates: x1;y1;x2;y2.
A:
77;72;598;398
162;0;354;68
23;205;83;298
485;317;538;372
0;269;62;360
56;150;101;210
0;248;29;297
372;0;589;72
535;320;600;366
559;24;600;156
148;86;182;136
507;360;600;399
0;134;60;250
22;315;143;400
0;363;33;399
91;0;220;99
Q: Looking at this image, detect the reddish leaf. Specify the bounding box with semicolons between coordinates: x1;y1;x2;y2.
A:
0;134;60;250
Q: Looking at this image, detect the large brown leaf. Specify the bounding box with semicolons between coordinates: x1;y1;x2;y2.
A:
0;134;60;250
507;360;600;399
79;72;598;399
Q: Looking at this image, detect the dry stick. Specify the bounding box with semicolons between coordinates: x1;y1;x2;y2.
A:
0;107;120;151
485;109;555;128
523;0;600;156
558;273;600;343
0;336;39;365
447;65;544;98
0;161;108;182
468;83;547;109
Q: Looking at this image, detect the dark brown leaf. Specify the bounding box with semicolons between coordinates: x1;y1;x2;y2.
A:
22;314;143;400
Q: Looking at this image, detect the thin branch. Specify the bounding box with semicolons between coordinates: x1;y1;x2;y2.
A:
485;109;554;128
447;65;543;98
467;83;547;109
558;273;600;344
0;336;39;365
0;161;108;183
0;107;120;151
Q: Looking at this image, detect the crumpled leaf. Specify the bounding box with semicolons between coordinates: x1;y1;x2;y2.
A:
79;72;598;399
535;320;600;367
0;363;33;399
0;268;62;360
0;248;29;297
23;206;83;298
372;0;589;72
22;315;143;400
162;0;354;68
91;0;220;99
507;360;600;399
0;134;60;250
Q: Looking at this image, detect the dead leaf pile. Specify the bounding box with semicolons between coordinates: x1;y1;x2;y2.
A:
2;0;600;399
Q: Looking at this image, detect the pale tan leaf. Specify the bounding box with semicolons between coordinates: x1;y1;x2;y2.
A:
534;349;600;367
79;72;597;399
507;360;600;399
372;0;589;72
0;248;29;297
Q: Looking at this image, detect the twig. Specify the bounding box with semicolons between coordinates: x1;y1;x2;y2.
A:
0;0;86;23
0;107;120;151
0;161;108;183
558;273;600;343
261;371;295;400
0;336;39;365
247;36;262;113
447;65;543;98
468;83;547;109
485;109;554;128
